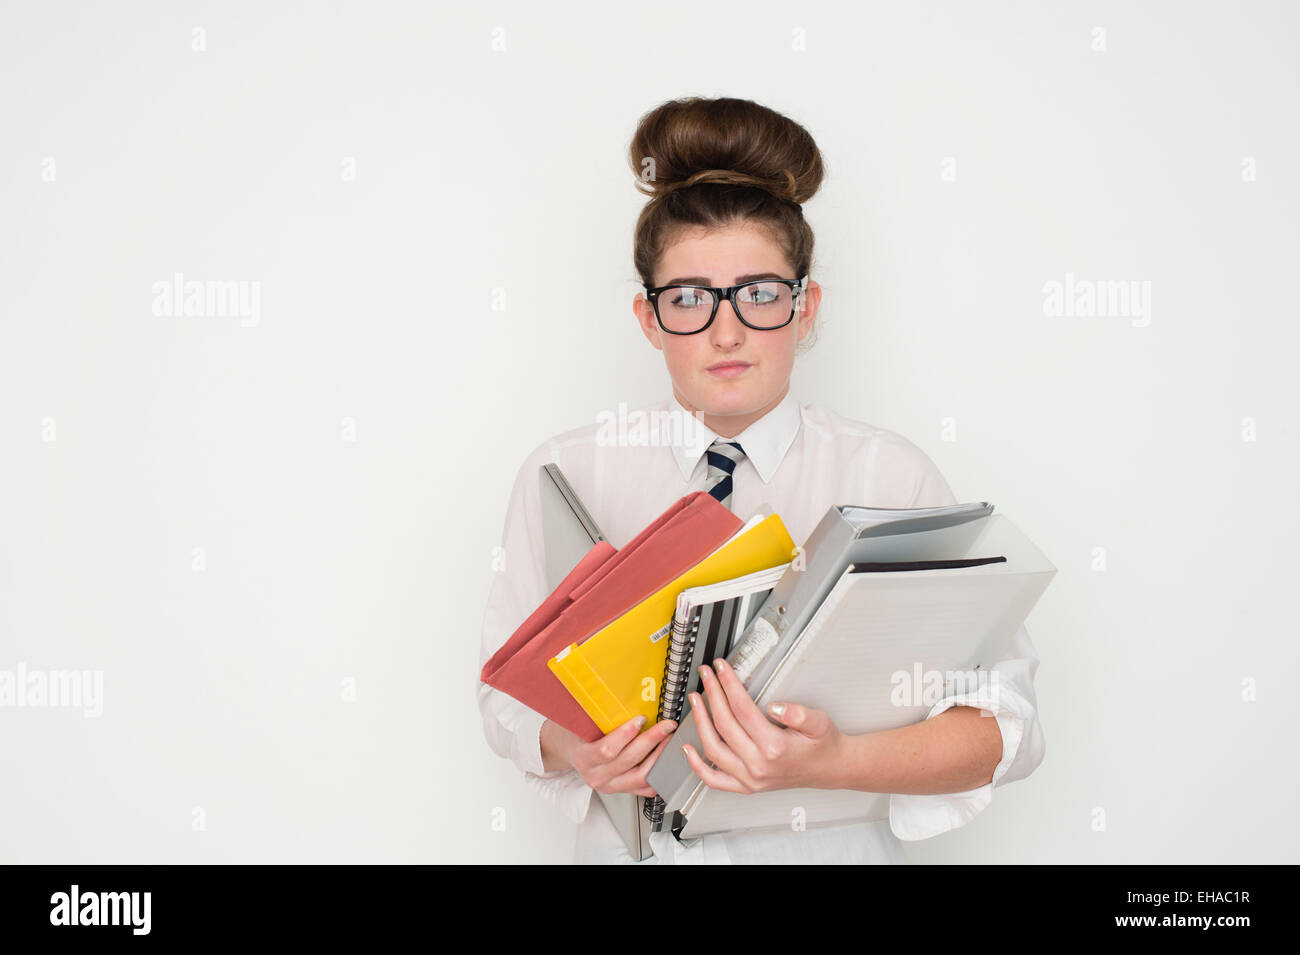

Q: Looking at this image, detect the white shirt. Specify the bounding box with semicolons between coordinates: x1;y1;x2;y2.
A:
477;390;1045;864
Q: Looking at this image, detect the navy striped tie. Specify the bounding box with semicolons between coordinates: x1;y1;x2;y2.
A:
704;440;746;510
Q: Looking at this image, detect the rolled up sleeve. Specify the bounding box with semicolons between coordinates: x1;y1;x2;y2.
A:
888;622;1045;840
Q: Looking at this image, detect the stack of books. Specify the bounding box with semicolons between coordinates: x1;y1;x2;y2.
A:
480;464;1055;859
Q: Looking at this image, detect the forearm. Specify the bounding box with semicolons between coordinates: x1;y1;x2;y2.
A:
830;705;1002;794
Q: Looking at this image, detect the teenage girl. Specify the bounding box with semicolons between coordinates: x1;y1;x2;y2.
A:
478;96;1044;864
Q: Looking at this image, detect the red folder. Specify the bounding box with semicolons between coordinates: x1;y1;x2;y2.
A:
480;492;743;742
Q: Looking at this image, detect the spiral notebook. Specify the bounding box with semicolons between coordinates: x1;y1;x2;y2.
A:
642;562;790;831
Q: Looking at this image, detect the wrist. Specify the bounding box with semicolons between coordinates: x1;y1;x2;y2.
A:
825;731;875;791
539;719;574;773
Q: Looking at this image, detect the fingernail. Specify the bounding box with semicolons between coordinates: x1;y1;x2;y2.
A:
634;715;647;729
662;720;677;733
716;659;729;673
770;703;786;717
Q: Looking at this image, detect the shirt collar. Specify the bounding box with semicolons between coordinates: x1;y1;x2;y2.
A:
668;389;802;485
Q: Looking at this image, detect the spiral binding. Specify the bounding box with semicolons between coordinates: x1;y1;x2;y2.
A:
643;607;703;827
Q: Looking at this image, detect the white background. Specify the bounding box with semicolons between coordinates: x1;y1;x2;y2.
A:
1;0;1296;863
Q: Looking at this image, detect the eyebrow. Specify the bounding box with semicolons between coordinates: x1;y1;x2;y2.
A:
660;271;787;285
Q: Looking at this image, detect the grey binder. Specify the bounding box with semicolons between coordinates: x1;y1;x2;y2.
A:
538;463;655;862
647;501;995;822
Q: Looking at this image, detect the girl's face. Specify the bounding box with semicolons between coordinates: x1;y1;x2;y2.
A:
633;220;821;438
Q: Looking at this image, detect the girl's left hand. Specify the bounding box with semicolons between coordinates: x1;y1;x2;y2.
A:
682;657;847;793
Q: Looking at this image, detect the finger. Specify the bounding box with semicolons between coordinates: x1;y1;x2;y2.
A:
766;701;829;737
605;733;674;796
579;716;644;779
594;779;657;797
688;690;753;784
698;665;765;766
682;742;748;794
595;779;657;797
713;658;787;748
600;717;678;781
604;715;646;758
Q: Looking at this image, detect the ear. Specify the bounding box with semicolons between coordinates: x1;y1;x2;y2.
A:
634;292;664;351
795;279;821;343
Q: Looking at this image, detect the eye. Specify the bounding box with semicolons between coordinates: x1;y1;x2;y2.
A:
670;287;709;307
739;282;781;305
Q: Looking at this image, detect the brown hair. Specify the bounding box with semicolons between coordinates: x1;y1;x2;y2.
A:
628;96;826;348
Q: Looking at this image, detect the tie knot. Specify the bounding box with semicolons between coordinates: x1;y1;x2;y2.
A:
707;439;745;465
704;440;745;508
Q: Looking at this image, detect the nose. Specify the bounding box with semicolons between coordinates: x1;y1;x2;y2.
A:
707;292;747;348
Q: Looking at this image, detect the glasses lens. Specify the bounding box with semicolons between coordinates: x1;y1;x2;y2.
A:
736;281;795;328
657;286;717;333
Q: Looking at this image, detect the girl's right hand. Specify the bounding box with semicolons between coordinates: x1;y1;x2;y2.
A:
543;716;678;797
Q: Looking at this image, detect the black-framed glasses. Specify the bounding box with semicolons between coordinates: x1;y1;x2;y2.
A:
644;276;808;335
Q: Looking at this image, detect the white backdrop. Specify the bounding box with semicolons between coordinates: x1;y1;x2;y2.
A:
1;0;1296;863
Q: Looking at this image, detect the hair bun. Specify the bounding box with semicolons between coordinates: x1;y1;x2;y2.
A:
629;97;823;207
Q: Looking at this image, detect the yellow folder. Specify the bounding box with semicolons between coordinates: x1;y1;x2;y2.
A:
547;512;796;735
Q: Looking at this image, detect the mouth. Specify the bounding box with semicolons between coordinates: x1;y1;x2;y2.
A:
706;361;752;379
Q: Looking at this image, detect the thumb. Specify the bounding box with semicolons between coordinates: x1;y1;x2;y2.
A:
767;702;831;737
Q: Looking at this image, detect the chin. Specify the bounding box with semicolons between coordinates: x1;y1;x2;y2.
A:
695;383;762;412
